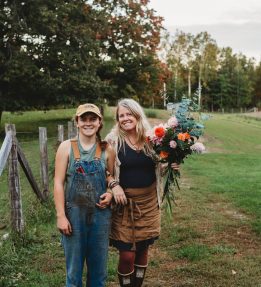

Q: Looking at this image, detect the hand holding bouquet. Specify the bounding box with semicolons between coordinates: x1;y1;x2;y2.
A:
146;98;205;209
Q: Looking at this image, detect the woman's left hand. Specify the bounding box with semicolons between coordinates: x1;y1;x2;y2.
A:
171;162;180;171
96;192;113;209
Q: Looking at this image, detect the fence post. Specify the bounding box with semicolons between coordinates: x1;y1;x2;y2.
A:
57;125;64;145
5;124;24;234
68;121;77;139
39;127;49;199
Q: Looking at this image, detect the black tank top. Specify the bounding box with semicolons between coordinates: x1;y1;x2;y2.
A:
118;143;156;189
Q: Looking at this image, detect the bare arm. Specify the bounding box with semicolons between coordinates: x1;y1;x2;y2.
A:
107;145;127;205
98;144;127;206
53;140;72;235
97;145;114;208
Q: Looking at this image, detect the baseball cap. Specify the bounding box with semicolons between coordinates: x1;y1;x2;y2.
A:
75;103;102;118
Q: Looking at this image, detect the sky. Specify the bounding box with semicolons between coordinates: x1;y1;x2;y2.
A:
148;0;261;61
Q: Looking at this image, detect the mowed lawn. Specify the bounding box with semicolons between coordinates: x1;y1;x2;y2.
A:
0;109;261;286
187;113;261;234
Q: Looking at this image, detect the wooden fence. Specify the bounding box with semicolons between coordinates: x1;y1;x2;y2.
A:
0;121;77;234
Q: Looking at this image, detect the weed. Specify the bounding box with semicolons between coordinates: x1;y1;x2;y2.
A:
174;244;211;261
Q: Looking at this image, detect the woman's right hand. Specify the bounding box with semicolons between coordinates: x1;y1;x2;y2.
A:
112;185;128;205
57;215;72;236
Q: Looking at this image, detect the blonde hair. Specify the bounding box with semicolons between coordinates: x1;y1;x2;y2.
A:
115;98;153;155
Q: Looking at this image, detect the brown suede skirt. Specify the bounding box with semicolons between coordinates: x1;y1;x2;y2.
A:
110;182;160;250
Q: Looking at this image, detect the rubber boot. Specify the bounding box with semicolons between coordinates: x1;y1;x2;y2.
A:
118;270;134;287
133;264;148;287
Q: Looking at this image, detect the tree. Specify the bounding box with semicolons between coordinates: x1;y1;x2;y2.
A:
1;0;167;121
254;61;261;108
92;0;167;106
193;32;219;108
0;0;106;122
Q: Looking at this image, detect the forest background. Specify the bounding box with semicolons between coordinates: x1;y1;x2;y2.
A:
1;0;261;122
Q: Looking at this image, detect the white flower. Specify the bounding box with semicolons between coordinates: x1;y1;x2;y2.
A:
190;142;205;153
169;140;177;149
66;40;70;45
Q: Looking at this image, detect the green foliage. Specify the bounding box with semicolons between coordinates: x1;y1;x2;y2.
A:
0;0;105;112
0;0;167;116
174;96;204;139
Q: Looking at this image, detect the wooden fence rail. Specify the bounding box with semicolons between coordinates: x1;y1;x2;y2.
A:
0;120;77;234
0;124;50;233
0;131;12;176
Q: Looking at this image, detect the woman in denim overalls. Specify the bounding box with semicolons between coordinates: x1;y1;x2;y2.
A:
54;104;118;287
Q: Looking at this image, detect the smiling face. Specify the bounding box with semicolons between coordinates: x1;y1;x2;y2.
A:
76;112;101;138
117;105;138;133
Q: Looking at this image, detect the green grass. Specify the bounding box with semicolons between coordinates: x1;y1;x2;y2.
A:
184;114;261;234
144;107;171;120
174;244;212;261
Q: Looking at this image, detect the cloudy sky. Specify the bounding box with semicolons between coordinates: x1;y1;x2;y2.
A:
149;0;261;60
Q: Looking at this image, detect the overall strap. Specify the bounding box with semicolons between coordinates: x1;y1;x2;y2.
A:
70;139;81;161
94;142;102;160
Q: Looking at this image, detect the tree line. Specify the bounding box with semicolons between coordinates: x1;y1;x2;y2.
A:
1;0;261;121
162;30;261;111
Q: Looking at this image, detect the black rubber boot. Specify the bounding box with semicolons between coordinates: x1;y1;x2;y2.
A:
133;264;148;287
118;270;134;287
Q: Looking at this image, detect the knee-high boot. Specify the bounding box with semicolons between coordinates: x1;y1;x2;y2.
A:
133;264;148;287
118;270;134;287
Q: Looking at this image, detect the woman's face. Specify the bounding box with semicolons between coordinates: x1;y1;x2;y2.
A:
118;106;137;133
77;113;101;137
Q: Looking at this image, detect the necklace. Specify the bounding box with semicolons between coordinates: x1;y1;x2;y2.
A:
127;136;141;153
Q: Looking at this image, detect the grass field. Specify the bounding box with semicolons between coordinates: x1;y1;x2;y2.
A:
0;109;260;286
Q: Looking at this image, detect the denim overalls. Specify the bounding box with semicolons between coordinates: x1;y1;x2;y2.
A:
62;139;111;287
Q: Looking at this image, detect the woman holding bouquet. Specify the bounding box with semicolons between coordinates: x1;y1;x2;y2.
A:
106;99;179;287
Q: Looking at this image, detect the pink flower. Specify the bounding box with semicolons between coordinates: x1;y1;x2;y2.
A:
169;140;177;149
167;116;178;128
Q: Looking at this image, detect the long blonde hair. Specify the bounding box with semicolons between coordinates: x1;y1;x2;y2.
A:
115;98;153;155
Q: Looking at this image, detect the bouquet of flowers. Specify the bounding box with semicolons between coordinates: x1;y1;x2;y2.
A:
146;97;205;210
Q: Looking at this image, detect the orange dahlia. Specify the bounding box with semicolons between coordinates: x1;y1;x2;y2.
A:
155;127;165;138
159;151;169;159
